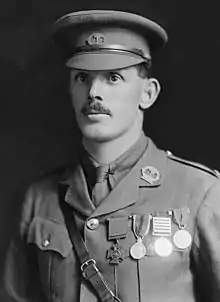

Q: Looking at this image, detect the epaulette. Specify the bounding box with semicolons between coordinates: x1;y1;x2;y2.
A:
166;150;220;179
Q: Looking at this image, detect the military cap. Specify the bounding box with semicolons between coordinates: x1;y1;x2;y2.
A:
53;10;168;70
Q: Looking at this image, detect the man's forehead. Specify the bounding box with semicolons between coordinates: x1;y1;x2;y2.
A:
70;65;140;75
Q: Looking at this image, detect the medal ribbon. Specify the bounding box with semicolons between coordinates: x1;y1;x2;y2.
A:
107;217;128;240
172;208;190;229
132;214;151;239
152;216;171;236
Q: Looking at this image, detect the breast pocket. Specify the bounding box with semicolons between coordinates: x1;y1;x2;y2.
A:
27;216;73;300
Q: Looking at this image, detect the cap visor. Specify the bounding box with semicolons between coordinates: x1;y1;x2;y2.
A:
66;52;145;70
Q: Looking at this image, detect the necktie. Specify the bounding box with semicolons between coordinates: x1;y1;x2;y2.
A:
92;165;113;206
81;132;148;206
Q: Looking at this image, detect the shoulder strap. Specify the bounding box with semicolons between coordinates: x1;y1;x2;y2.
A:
167;151;220;179
59;185;121;302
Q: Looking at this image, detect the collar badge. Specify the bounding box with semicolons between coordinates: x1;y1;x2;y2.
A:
141;166;160;184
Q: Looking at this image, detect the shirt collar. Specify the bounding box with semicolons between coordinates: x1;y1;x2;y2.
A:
81;131;148;186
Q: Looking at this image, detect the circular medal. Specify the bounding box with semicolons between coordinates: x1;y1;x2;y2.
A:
173;229;192;249
154;237;173;257
130;238;146;259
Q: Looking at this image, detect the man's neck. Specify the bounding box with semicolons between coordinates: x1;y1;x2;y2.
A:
82;129;143;165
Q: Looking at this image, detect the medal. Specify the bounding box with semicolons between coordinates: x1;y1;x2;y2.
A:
173;229;192;249
130;237;146;259
106;217;128;265
152;212;173;257
106;243;124;264
172;208;192;249
154;237;173;257
130;215;151;260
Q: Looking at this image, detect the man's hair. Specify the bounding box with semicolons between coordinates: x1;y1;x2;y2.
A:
136;62;152;79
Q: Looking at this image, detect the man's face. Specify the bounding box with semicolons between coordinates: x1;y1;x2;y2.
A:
69;65;149;143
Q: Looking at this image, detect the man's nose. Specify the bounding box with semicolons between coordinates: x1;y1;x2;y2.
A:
88;77;103;101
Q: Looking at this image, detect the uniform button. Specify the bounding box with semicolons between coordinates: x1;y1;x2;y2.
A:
86;218;99;230
42;239;50;247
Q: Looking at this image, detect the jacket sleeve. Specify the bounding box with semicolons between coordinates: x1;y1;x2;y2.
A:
192;180;220;301
3;186;47;302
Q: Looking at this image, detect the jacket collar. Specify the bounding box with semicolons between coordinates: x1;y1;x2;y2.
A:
60;136;167;217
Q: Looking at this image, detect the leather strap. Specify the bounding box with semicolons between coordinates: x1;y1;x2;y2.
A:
59;187;121;302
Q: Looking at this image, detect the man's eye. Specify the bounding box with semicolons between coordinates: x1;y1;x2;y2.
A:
75;73;88;83
109;73;122;83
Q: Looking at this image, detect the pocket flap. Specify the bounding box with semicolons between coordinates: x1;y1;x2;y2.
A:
27;216;73;257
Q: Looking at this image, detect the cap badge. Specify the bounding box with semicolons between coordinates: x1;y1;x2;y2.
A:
87;33;105;45
141;166;160;184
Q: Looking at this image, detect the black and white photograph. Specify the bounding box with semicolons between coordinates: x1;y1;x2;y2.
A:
1;1;220;301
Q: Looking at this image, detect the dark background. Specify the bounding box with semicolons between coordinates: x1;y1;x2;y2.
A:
0;0;220;300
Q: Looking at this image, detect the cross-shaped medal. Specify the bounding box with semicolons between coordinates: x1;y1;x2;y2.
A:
106;243;124;265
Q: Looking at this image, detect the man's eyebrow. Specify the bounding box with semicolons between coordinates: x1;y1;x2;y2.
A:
107;69;126;75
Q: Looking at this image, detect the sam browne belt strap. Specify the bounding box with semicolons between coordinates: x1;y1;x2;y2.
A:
60;199;121;302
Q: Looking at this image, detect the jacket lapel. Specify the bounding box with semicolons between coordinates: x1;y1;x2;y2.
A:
60;137;168;218
62;165;96;216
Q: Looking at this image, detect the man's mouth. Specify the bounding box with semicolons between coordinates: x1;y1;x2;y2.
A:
81;103;111;116
86;109;107;115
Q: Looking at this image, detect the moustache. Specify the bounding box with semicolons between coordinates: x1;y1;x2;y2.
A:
81;102;112;116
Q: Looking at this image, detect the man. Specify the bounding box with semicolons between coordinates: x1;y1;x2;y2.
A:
4;9;220;302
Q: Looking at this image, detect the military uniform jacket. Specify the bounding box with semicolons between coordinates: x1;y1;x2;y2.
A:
4;137;220;302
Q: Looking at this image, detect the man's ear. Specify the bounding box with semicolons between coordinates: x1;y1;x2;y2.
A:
139;78;161;110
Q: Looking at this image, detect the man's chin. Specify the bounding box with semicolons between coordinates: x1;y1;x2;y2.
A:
83;134;112;143
80;127;115;143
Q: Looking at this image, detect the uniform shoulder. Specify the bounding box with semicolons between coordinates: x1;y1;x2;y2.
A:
31;161;77;190
166;151;220;180
24;166;65;199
